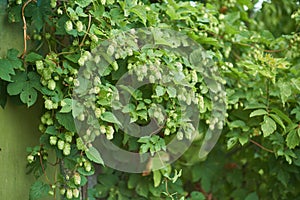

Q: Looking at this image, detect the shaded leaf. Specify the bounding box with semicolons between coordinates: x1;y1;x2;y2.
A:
29;181;50;200
245;192;259;200
25;52;43;63
56;112;76;132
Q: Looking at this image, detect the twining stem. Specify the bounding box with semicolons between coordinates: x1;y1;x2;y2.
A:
21;0;35;59
79;14;92;47
250;139;274;153
38;148;51;184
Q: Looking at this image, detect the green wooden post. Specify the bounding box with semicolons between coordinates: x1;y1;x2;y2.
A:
0;2;57;199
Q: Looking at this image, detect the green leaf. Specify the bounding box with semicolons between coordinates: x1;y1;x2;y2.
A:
244;103;267;110
225;11;240;24
25;52;43;63
227;137;238;150
277;168;289;187
291;78;300;91
20;86;37;107
245;192;259;200
56;112;76;132
238;134;248;146
153;170;161;187
0;49;22;82
286;130;299;149
229;120;246;129
189;191;205;200
271;108;293;124
29;181;50;200
128;174;140;189
86;146;104;165
291;107;300;121
261;116;277;137
7;72;27;95
75;0;92;8
279;82;292;104
135;181;149;198
136;102;146;110
166;86;176;98
7;71;40;107
155;85;165;97
130;5;147;25
249;109;268;117
78;167;95;176
75;7;88;17
197;37;220;47
269;114;286;131
45;126;57;135
60;98;72;113
101;112;122;127
122;103;135;113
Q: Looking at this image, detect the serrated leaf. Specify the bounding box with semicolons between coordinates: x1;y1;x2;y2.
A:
7;71;40;107
56;112;76;132
101;112;122;127
0;49;22;82
7;72;27;95
130;5;147;25
29;181;50;200
291;78;300;91
86;146;104;165
26;1;51;31
249;109;268;117
269;113;286;131
279;82;292;104
286;130;299;149
261;116;276;137
271;108;292;124
0;60;16;82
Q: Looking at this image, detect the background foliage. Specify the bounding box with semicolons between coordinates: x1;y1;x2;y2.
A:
1;0;300;199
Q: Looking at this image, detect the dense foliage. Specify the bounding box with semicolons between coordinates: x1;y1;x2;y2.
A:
1;0;300;199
